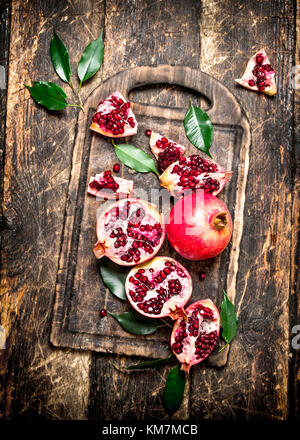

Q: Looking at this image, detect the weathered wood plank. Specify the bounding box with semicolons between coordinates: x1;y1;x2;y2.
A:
0;0;106;419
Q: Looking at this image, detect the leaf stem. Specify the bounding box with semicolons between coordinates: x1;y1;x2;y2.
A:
159;318;173;328
68;79;84;112
68;104;84;108
218;342;229;353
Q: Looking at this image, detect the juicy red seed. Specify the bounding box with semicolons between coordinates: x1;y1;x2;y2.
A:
256;54;264;65
99;309;107;318
248;79;255;87
113;163;120;173
199;271;205;281
145;129;152;137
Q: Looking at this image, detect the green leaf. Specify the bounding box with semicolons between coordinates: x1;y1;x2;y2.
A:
77;30;104;83
220;290;239;344
127;354;173;370
99;258;128;301
109;311;159;335
50;30;71;83
163;365;186;415
24;81;68;111
184;100;214;158
113;141;159;176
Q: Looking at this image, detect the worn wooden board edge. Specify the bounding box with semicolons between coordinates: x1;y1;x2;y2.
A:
50;65;251;364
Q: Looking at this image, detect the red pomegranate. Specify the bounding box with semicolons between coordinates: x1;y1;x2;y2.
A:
171;299;220;372
88;171;134;199
149;132;185;171
125;256;192;319
160;154;232;198
167;191;232;260
235;48;276;95
93;198;165;266
90;91;138;137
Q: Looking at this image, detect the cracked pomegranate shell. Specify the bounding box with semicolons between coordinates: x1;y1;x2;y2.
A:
149;132;185;171
90;91;138;138
93;198;165;266
171;299;220;372
88;171;134;199
160;154;232;198
235;48;276;96
125;256;192;319
167;192;232;260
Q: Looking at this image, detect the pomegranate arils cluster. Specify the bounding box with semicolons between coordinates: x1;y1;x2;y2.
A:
125;257;192;319
88;171;133;199
90;91;138;138
235;48;276;96
172;155;220;192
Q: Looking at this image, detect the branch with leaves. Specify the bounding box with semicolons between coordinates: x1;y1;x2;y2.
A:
25;30;104;111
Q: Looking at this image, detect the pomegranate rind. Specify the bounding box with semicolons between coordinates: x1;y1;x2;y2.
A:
125;256;193;319
149;132;186;159
170;299;221;372
90;91;138;138
167;192;233;260
159;157;232;198
87;173;134;199
93;198;165;266
235;48;276;96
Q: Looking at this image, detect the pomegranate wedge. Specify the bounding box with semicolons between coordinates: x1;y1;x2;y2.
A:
88;171;134;199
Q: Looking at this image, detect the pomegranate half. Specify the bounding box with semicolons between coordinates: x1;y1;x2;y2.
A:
171;299;220;372
167;191;232;260
93;198;165;265
90;91;138;138
125;256;192;319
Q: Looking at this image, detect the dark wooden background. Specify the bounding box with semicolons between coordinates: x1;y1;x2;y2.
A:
0;0;299;420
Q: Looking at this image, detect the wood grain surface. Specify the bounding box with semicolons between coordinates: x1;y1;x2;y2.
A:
0;0;299;420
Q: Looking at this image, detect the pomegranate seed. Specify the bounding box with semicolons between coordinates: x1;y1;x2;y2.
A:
99;308;107;318
199;271;205;281
145;129;152;137
113;163;120;173
248;79;255;87
256;54;263;65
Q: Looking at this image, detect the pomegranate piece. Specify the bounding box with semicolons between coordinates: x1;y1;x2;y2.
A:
93;198;165;266
160;154;232;198
235;48;276;96
87;171;134;199
167;192;232;261
90;91;138;138
149;132;186;171
125;256;192;319
171;299;220;372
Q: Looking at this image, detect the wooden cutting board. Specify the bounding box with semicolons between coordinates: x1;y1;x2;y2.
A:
50;65;250;361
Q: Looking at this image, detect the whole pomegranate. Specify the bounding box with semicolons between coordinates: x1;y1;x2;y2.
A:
171;299;220;372
235;48;276;95
125;256;192;319
167;192;232;260
90;91;138;137
93;198;165;265
160;154;232;198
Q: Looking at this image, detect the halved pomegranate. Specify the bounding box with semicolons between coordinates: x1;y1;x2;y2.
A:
93;198;165;265
125;256;192;319
149;132;185;171
171;299;220;372
235;49;276;96
160;154;232;198
88;171;134;199
90;91;138;137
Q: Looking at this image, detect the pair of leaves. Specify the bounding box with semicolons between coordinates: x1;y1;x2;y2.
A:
50;29;104;84
220;290;239;347
113;141;159;176
25;30;104;110
184;100;214;158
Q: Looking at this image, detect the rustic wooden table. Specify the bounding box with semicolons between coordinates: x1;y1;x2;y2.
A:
0;0;299;420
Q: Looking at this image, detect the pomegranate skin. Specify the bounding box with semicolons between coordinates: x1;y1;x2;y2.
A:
167;192;232;261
